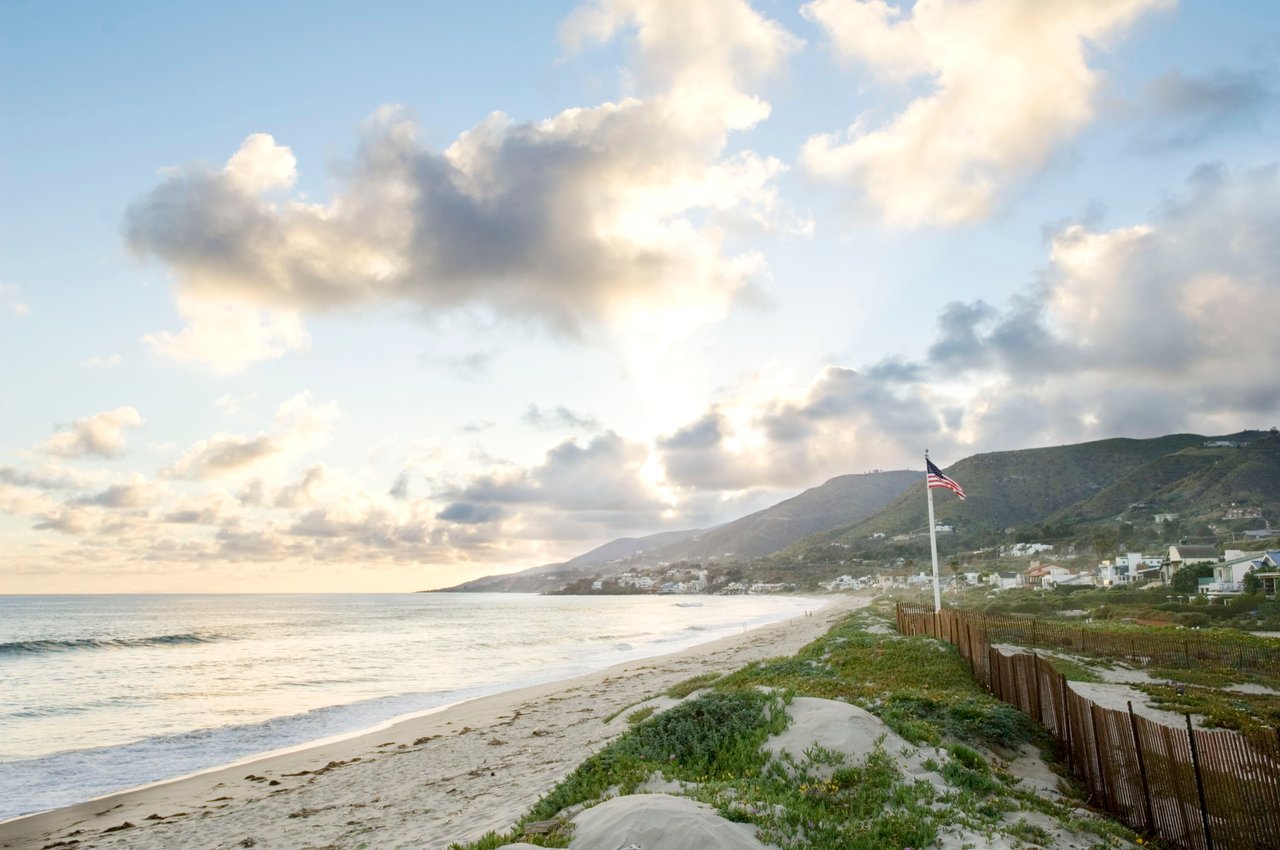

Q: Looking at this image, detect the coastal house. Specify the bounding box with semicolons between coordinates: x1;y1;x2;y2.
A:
1168;545;1219;569
1243;550;1280;598
1198;550;1258;595
1005;542;1054;557
992;571;1019;590
1023;564;1083;588
1098;552;1165;587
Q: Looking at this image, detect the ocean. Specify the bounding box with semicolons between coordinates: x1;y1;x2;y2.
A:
0;592;817;820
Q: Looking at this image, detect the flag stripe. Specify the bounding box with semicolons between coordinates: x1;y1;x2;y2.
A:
926;458;966;500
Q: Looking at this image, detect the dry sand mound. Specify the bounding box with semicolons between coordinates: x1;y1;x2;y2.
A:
564;793;776;850
765;696;945;785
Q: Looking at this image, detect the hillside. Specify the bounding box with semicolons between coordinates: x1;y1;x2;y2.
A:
433;527;702;592
642;470;918;563
795;431;1276;553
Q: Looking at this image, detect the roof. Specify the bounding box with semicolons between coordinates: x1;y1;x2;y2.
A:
1171;545;1219;559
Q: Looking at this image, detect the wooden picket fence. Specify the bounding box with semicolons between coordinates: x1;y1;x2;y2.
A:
896;604;1280;850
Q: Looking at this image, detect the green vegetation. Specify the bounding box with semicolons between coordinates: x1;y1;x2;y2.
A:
624;705;655;725
450;611;1144;850
665;671;722;699
1138;681;1280;733
970;585;1280;632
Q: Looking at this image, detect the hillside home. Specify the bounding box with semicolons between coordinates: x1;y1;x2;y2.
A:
1023;564;1086;588
1005;542;1054;557
1246;550;1280;598
1097;552;1166;587
1168;545;1219;568
1198;550;1258;595
992;571;1019;590
1154;513;1179;524
823;574;862;591
1243;529;1276;541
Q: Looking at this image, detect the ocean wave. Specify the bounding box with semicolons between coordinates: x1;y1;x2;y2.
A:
0;633;225;655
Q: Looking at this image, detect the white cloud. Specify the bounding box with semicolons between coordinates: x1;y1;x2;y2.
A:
800;0;1172;226
80;353;123;368
224;133;298;193
165;392;337;479
125;0;802;370
38;406;144;458
144;295;309;375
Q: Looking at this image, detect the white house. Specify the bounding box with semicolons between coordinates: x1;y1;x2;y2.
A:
1006;542;1054;557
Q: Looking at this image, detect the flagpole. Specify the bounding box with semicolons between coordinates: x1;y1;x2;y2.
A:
926;451;942;613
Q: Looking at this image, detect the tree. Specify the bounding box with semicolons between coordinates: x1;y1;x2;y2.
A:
1169;564;1215;593
1092;532;1117;563
1243;569;1262;595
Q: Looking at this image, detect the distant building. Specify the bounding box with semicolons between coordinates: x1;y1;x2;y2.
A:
1168;545;1219;567
1154;513;1180;524
1005;542;1054;557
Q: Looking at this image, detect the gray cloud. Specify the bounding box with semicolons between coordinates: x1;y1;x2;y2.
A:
167;434;280;479
655;163;1280;488
0;466;75;490
274;464;326;509
521;404;601;431
72;482;154;509
389;471;411;500
1128;68;1279;153
434;502;506;525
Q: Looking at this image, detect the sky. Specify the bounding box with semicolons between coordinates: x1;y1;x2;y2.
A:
2;0;1279;593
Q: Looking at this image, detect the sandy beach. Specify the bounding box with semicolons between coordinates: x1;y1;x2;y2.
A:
0;598;862;850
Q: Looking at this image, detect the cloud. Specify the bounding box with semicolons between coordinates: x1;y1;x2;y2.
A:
443;350;496;381
1127;67;1280;152
434;502;506;524
275;463;327;509
1;283;29;316
39;407;144;458
388;471;411;500
80;354;123;369
125;1;802;370
651;164;1280;486
439;430;674;542
165;392;337;479
0;466;77;490
144;295;309;374
945;163;1280;435
800;0;1172;226
659;366;942;490
71;476;161;509
521;404;602;431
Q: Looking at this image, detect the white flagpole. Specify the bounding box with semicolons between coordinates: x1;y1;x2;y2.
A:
926;452;942;613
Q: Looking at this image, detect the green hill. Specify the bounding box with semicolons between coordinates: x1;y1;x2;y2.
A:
793;431;1278;556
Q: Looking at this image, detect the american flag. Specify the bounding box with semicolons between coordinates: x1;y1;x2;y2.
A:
926;458;966;500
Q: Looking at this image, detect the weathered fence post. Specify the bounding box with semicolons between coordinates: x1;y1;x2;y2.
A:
1090;705;1109;811
1127;701;1156;836
1186;714;1214;850
1061;675;1073;775
1030;652;1043;726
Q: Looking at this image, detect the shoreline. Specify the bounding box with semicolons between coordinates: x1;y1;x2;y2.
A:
0;595;864;850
